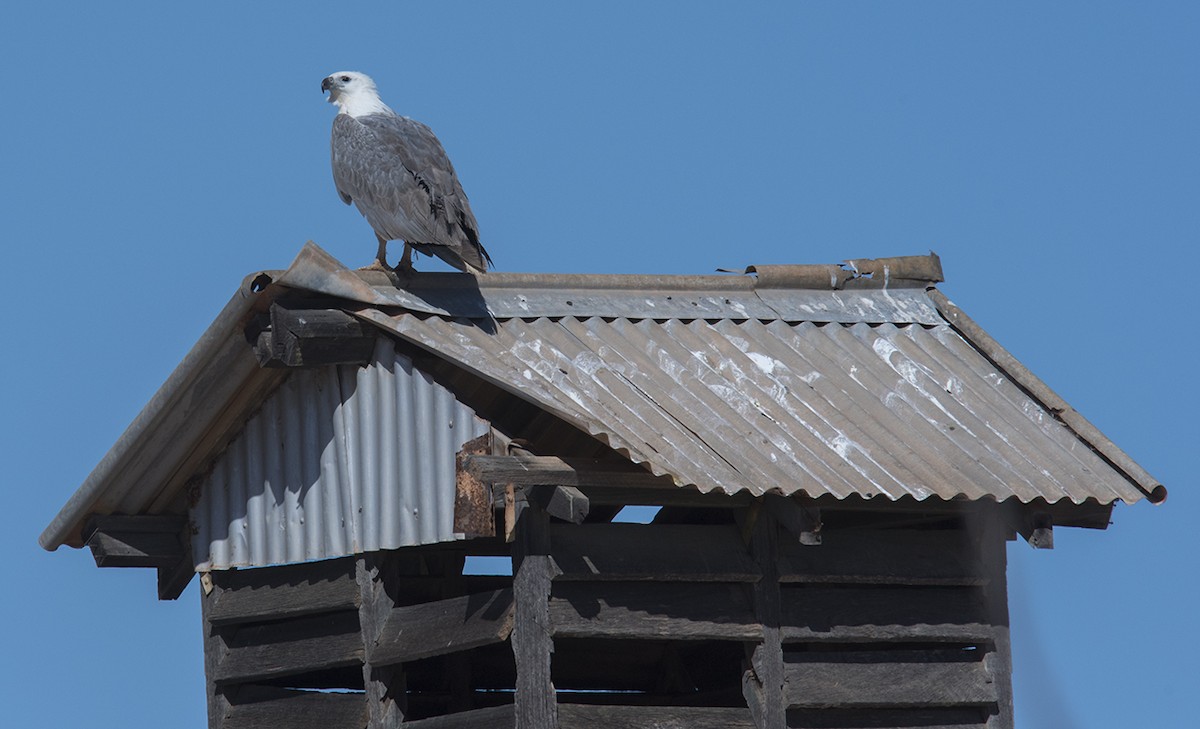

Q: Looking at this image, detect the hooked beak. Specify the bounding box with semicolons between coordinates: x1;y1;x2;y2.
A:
321;77;334;93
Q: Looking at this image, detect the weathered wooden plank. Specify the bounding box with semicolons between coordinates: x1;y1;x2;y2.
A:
222;685;368;729
783;658;998;709
779;585;995;643
466;454;676;490
532;485;590;524
213;610;364;685
252;301;377;368
786;706;989;729
511;503;559;728
557;703;755;728
549;582;759;641
550;523;760;582
370;588;516;666
401;704;515;729
777;529;988;586
208;559;359;625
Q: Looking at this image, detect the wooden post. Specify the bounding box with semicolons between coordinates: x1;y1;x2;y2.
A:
510;494;560;728
358;554;406;729
981;526;1015;729
200;574;232;729
744;509;786;729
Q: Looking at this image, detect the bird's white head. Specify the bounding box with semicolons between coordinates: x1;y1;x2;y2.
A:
322;71;392;117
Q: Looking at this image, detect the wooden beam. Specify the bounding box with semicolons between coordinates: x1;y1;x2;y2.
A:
465;454;675;490
1017;512;1054;549
531;485;589;524
510;499;560;728
550;523;760;582
370;588;515;666
222;685;368;729
549;582;760;641
250;300;377;368
84;514;186;568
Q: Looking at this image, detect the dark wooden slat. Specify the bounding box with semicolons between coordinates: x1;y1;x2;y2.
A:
213;610;364;685
370;588;515;666
550;523;760;582
87;530;183;568
777;530;987;586
208;559;359;625
223;685;367;729
550;582;759;641
780;585;995;643
402;704;515;729
783;659;998;709
557;703;755;728
511;502;560;728
786;706;989;729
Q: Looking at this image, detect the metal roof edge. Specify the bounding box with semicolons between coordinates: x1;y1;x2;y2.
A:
38;271;268;551
926;287;1166;505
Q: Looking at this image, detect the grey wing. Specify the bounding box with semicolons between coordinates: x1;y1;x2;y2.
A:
355;114;491;271
331;114;438;243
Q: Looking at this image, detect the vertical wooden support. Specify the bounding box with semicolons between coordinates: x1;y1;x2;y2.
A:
441;552;475;714
981;527;1015;729
744;510;786;729
511;495;560;728
358;554;406;729
200;574;231;729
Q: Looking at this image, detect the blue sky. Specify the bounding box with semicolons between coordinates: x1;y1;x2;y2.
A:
3;2;1196;726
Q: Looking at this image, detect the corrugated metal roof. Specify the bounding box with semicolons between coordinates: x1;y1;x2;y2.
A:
40;242;1163;556
354;310;1149;506
194;337;489;570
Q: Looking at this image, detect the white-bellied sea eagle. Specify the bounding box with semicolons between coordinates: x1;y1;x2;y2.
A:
322;71;492;274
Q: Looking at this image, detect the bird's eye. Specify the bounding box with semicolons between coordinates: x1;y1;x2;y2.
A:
341;76;351;83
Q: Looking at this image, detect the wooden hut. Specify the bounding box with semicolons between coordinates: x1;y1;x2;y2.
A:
40;243;1164;729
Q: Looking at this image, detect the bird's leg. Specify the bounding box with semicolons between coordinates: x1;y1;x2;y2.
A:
375;234;390;268
396;242;416;274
